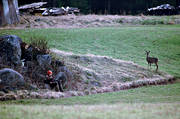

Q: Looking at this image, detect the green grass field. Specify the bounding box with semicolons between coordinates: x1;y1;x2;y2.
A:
0;25;180;119
1;103;180;119
1;83;180;119
1;25;180;77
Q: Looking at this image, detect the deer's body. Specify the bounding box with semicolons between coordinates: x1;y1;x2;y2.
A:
146;51;158;71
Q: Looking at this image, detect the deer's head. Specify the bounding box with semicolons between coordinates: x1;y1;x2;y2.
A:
145;51;150;56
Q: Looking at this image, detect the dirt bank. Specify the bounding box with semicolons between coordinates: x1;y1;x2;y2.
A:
52;49;175;92
1;15;180;29
0;49;175;100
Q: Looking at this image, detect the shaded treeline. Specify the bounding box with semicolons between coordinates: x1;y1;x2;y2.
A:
18;0;179;15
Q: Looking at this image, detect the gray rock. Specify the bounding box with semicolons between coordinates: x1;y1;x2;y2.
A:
52;60;64;67
0;68;25;91
29;92;41;98
54;72;67;89
0;35;22;65
58;66;73;80
0;91;5;96
0;93;17;101
36;54;51;68
55;72;67;81
90;80;101;87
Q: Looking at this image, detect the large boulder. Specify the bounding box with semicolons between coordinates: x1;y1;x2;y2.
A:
21;43;33;62
0;35;22;65
58;65;73;81
36;54;52;69
0;68;25;91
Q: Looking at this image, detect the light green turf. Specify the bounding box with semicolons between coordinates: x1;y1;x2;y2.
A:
1;103;180;119
1;82;180;119
1;25;180;77
0;25;180;119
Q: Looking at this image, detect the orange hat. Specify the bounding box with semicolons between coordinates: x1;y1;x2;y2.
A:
47;70;52;75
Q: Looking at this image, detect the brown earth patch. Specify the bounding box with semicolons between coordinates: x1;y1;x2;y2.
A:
51;49;175;93
1;15;180;29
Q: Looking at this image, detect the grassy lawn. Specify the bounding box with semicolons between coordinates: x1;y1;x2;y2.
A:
1;83;180;119
0;25;180;119
1;25;180;77
1;103;180;119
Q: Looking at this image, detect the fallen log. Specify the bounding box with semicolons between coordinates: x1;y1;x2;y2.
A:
42;7;80;16
19;2;47;10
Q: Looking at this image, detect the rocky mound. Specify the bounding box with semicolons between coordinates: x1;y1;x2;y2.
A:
0;48;175;101
0;35;74;93
0;35;175;101
52;49;174;93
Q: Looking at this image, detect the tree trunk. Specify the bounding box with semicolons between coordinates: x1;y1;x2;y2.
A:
8;0;19;24
0;1;6;26
13;0;19;14
107;0;110;14
176;0;180;7
0;0;19;26
2;0;11;24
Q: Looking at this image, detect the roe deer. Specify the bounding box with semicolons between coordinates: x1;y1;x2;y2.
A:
146;51;158;71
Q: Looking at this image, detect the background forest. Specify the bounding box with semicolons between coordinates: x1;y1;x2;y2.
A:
18;0;179;15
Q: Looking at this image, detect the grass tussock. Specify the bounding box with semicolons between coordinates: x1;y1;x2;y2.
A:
29;36;49;52
141;19;165;25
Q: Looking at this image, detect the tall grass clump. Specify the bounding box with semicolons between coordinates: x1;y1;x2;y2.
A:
141;19;165;25
29;36;49;50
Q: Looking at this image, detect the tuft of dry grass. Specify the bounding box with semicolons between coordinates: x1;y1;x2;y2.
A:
29;36;50;54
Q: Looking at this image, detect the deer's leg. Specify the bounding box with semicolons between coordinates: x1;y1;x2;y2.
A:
150;63;152;69
155;62;158;72
147;63;150;68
